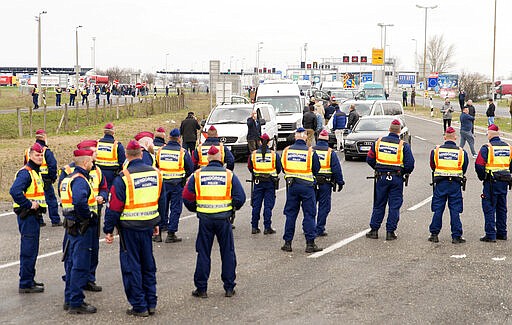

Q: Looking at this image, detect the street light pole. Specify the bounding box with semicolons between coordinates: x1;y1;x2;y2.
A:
416;4;437;106
165;52;169;87
36;10;47;106
92;37;96;73
377;23;393;87
491;0;497;100
304;42;308;78
75;25;83;92
411;38;418;81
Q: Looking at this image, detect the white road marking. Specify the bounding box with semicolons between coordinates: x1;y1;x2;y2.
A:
407;196;432;211
0;212;14;217
414;136;427;141
492;257;506;261
307;228;370;258
450;254;466;259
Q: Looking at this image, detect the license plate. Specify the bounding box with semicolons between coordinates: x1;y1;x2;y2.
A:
278;137;287;142
359;146;371;151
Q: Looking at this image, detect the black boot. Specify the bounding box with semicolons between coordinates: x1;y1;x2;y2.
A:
281;241;292;252
428;234;439;243
386;231;397;241
165;232;182;243
305;240;323;253
366;229;378;239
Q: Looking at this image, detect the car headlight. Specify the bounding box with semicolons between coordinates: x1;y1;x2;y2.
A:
344;140;356;145
238;135;246;143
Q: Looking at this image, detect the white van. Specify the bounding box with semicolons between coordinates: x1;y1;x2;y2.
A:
255;80;303;144
200;102;278;158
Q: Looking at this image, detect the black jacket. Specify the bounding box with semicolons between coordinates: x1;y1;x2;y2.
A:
303;111;317;130
486;103;496;117
247;117;261;140
347;110;360;130
180;117;201;142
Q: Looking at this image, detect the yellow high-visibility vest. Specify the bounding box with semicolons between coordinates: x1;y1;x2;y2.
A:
485;143;512;173
59;173;97;215
316;148;332;175
433;146;464;177
13;166;47;208
194;169;233;214
251;150;277;177
156;147;186;179
197;143;225;167
120;168;162;221
282;147;314;182
96;140;119;168
375;138;404;168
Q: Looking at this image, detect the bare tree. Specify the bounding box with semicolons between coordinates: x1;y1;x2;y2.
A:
418;34;455;74
459;72;487;101
105;67;126;82
143;73;156;85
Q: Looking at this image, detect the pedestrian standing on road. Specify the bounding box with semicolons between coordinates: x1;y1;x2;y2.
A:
458;90;466;111
95;123;126;190
24;129;61;226
180;111;201;155
428;127;468;244
464;99;476;133
366;119;415;240
69;85;77;106
475;124;512;242
60;148;98;314
183;145;246;298
247;133;282;235
314;102;325;141
459;107;477;158
280;127;323;253
411;88;416;107
165;85;169;96
402;88;408;107
32;86;39;109
332;104;347;152
153;127;166;152
105;84;111;104
154;128;194;243
247;110;262;153
486;98;496;126
192;125;235;171
302;105;317;147
440;98;454;132
81;87;88;105
10;143;46;294
313;129;344;237
95;85;100;105
104;140;163;317
346;104;359;130
55;87;62;106
324;97;337;122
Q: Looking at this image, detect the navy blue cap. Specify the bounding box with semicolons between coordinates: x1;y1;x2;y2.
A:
296;127;306;133
170;128;180;137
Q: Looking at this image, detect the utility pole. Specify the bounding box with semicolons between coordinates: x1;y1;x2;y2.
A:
491;0;497;100
377;23;393;87
92;36;96;73
75;25;83;91
416;4;438;107
36;10;47;106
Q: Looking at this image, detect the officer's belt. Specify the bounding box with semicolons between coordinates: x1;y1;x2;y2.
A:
434;176;463;183
254;175;273;183
316;174;332;184
375;171;401;177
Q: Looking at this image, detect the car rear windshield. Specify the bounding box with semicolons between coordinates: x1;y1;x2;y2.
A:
257;96;301;114
340;103;372;116
355;119;396;132
209;107;252;124
381;102;403;115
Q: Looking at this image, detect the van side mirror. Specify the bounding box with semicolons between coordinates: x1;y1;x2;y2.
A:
200;119;206;127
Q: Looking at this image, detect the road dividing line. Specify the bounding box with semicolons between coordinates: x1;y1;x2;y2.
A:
307;228;370;258
0;212;14;218
407;196;432;211
414;136;427;141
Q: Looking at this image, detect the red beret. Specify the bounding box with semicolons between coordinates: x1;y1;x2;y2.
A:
488;124;499;131
134;131;154;141
207;145;219;155
76;140;98;149
445;127;455;134
35;129;46;135
208;125;216;131
31;142;44;153
319;129;329;137
104;122;114;130
391;119;401;126
126;140;141;150
260;133;270;141
73;149;94;157
156;127;165;133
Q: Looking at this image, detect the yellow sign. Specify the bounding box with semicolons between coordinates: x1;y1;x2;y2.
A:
372;48;384;65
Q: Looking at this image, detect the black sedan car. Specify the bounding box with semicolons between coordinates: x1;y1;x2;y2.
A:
343;116;411;161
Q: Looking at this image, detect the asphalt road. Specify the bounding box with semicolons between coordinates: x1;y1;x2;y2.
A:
1;114;512;324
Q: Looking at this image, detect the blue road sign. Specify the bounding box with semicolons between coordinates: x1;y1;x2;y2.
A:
303;75;310;80
428;77;438;88
361;73;373;82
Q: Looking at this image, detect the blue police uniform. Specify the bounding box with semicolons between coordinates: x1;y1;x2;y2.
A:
429;141;469;240
192;138;235;171
156;140;194;236
96;134;126;189
183;160;246;294
475;136;512;241
153;136;166;149
10;159;45;290
141;149;154;166
282;139;321;244
366;132;415;235
247;145;282;232
61;166;96;308
34;139;60;225
104;158;163;314
313;139;344;236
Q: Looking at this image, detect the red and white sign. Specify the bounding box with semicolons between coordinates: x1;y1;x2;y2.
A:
142;82;147;87
113;79;119;85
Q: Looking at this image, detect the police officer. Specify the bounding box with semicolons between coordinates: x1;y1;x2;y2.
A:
135;131;156;167
366;119;415;240
104;140;163;317
153;127;166;152
95;85;100;105
81;86;88;105
55;86;62;106
60;148;98;314
281;127;322;253
313;129;344;237
24;129;60;226
10;143;46;293
105;84;111;104
428;127;468;244
247;133;282;234
69;85;77;106
475;124;512;242
154;128;194;243
183;145;246;298
95;122;126;190
192;125;235;171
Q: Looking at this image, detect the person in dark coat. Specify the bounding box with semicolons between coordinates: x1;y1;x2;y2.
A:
486;98;496;126
247;111;262;153
458;90;466;111
302;106;317;147
346;104;360;130
180;111;201;154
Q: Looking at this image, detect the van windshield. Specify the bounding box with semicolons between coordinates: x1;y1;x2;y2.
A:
208;107;252;124
364;88;386;99
257;96;301;114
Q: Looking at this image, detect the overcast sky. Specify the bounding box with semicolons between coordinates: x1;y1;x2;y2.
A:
2;0;511;79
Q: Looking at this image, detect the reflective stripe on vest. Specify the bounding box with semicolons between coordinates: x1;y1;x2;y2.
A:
96;140;119;167
282;147;314;182
433;146;464;177
157;147;186;179
197;144;225;167
59;173;97;215
25;147;48;175
89;167;102;195
120;168;162;221
375;138;404;167
58;164;75;179
13;166;47;208
316;148;332;175
251;150;277;176
485;143;512;173
194;169;233;214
